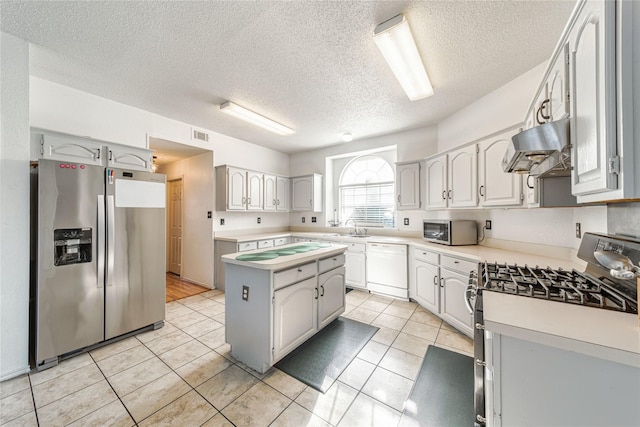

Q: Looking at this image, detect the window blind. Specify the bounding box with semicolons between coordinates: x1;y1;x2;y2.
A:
339;182;395;227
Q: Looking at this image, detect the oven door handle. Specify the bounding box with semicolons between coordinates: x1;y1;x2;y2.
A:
464;284;475;314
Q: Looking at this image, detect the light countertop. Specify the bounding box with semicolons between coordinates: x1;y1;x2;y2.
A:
221;242;347;271
215;230;584;271
484;291;640;366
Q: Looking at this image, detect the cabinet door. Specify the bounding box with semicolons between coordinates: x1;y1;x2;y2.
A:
273;277;318;361
425;155;448;209
570;0;617;196
291;176;313;211
318;267;346;329
246;171;263;211
440;269;473;337
396;162;421;210
525;175;539;207
263;174;277;211
108;145;153;171
345;251;366;289
227;167;247;211
40;133;102;166
548;43;570;121
276;176;290;211
411;259;439;314
478;132;523;207
448;145;478;208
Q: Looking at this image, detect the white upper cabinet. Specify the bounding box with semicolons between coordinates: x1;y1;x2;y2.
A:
291;174;323;212
424;154;448;209
569;0;618;197
275;176;290;211
37;131;152;171
396;162;421;210
263;174;277;211
547;43;571;122
246;171;263;211
226;167;247;211
478;129;523;207
448;145;478;208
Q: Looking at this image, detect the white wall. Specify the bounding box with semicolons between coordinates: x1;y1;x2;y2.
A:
0;32;31;380
159;152;215;287
437;62;546;151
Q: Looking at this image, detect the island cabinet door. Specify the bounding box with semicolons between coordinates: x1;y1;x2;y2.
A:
273;277;318;361
318;266;346;329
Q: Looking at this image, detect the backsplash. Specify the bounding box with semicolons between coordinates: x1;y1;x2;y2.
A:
607;202;640;239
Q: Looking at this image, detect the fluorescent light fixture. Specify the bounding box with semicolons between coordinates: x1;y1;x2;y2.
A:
220;101;295;136
373;14;434;101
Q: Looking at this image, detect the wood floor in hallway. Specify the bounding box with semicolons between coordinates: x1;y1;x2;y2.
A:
165;273;210;302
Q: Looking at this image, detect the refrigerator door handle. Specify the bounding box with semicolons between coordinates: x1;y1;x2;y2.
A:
106;195;115;287
97;195;105;288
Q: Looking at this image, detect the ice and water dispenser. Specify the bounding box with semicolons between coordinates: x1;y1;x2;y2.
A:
53;228;92;266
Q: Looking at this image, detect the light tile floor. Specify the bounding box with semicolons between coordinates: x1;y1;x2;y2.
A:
0;289;473;427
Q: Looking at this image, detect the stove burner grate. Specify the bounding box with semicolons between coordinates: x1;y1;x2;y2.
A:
479;262;636;314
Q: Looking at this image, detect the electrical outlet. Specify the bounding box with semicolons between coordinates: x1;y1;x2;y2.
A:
257;217;261;224
575;222;581;238
207;211;212;219
220;218;225;226
404;218;409;226
242;286;249;301
302;217;306;223
311;217;317;223
486;220;492;230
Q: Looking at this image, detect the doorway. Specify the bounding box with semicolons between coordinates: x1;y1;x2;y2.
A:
168;178;183;276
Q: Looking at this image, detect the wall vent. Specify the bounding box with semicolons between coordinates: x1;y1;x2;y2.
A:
192;128;210;142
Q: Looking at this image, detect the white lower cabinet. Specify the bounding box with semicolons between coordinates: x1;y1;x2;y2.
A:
273;277;318;360
318;266;346;329
409;248;440;314
225;252;346;373
409;248;474;337
440;268;473;337
344;242;366;289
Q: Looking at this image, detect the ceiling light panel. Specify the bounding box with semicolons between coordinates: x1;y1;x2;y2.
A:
373;14;434;101
220;101;295;136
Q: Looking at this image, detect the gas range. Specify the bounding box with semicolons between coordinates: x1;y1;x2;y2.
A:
472;232;639;315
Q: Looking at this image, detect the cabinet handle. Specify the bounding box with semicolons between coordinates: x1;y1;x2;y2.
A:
320;285;325;297
536;98;551;125
273;199;276;205
247;197;251;204
433;276;438;286
440;277;444;288
442;190;446;200
526;175;535;189
297;267;303;272
96;149;101;160
333;258;337;261
315;287;319;299
397;195;401;203
109;150;113;161
448;190;452;200
479;185;484;197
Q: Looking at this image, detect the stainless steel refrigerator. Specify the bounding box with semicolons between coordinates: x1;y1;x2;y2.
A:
30;159;166;370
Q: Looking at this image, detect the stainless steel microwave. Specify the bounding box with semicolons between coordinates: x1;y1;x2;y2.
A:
423;220;477;246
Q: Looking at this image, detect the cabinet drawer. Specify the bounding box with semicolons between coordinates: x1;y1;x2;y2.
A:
318;254;346;274
346;242;366;253
258;239;274;249
274;237;289;246
441;255;477;274
412;247;439;264
274;262;317;290
237;241;258;252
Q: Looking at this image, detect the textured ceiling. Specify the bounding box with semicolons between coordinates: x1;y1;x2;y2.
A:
1;1;575;155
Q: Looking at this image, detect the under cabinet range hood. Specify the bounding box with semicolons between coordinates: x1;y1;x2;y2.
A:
502;118;571;177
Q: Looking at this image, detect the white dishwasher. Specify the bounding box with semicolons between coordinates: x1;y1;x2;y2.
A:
366;243;408;299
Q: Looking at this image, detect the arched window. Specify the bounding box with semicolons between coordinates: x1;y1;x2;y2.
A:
339;155;395;227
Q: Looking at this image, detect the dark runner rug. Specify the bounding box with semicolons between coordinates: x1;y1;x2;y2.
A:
399;345;474;427
275;317;379;393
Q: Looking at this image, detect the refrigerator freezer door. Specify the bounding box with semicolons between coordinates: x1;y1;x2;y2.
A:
105;169;166;339
35;160;105;364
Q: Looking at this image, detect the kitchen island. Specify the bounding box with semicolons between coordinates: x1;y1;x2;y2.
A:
222;242;347;373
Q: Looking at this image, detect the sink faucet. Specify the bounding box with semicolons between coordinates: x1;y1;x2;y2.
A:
344;219;358;235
